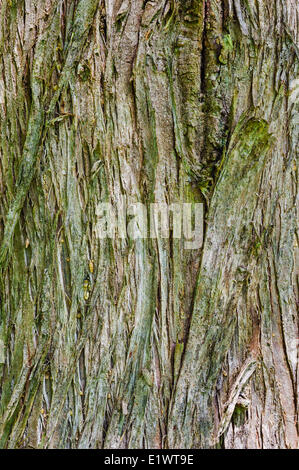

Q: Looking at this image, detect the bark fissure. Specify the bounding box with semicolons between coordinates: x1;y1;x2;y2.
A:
0;0;298;449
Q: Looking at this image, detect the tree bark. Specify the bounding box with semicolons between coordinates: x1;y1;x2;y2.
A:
0;0;298;449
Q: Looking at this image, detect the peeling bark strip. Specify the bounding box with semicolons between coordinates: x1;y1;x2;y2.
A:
0;0;298;449
217;357;256;440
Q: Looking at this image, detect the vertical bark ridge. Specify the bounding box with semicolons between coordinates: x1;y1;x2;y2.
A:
0;0;298;449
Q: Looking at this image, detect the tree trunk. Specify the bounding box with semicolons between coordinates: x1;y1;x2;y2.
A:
0;0;298;449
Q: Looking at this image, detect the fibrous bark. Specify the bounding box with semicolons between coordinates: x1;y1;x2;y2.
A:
0;0;298;449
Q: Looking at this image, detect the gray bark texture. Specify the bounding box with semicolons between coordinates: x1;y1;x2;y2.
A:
0;0;298;449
